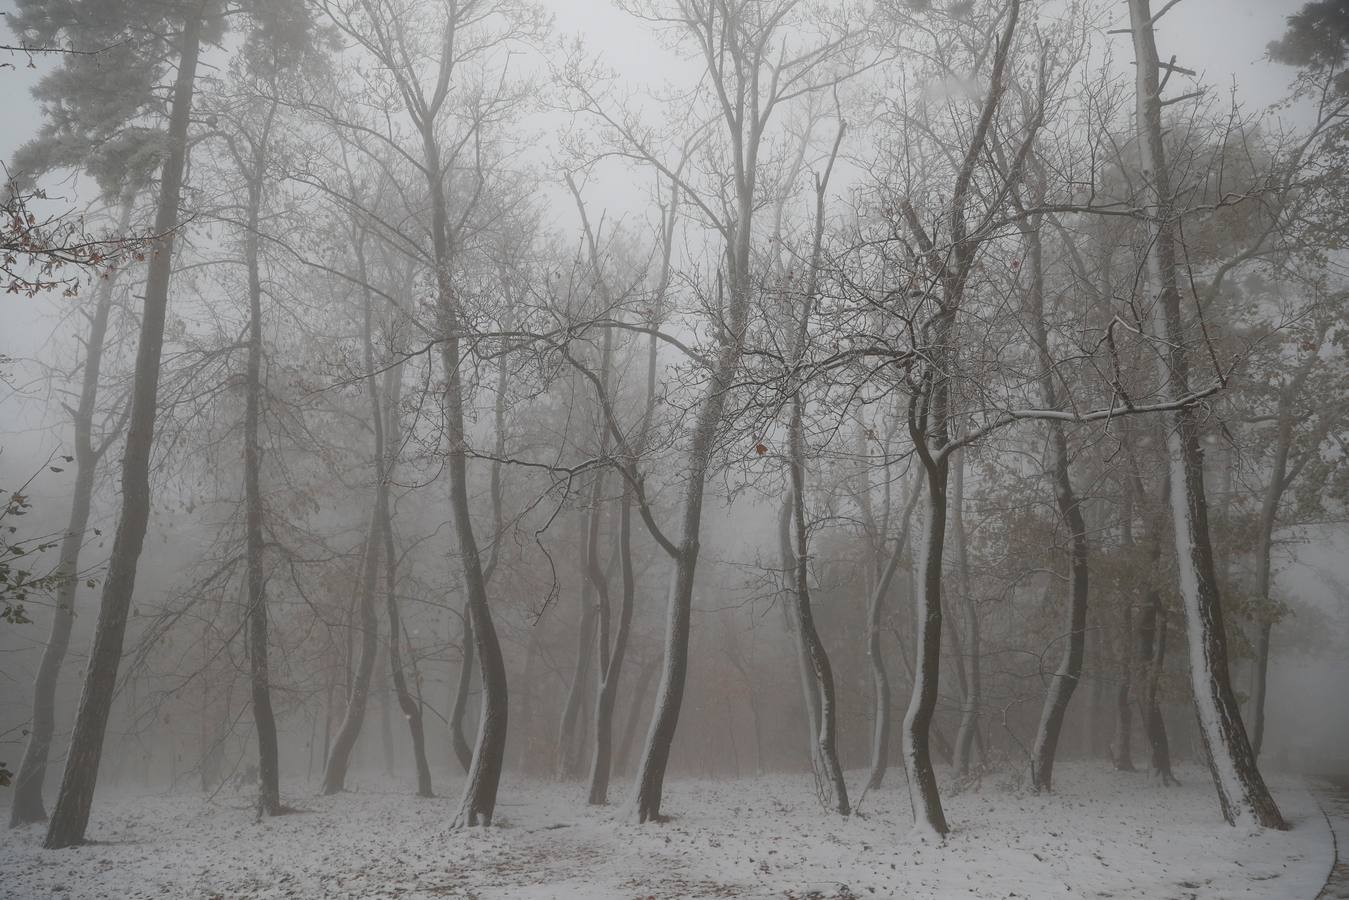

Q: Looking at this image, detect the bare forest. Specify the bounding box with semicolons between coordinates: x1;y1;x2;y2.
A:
1;0;1347;897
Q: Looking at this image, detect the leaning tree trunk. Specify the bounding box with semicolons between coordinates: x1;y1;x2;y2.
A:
241;112;283;816
10;196;129;828
1023;212;1090;794
44;11;203;849
1128;0;1283;829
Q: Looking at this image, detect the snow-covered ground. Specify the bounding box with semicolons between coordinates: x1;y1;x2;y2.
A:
1;763;1332;899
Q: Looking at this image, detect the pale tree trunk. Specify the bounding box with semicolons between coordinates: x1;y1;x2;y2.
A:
44;9;204;849
1128;0;1282;828
10;197;131;828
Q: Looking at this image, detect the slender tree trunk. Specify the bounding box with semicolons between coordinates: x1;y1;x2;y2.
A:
378;362;432;797
1111;469;1138;772
43;10;203;849
781;499;823;768
10;197;129;827
321;509;381;794
866;481;920;790
241;112;283;817
788;396;849;815
590;324;655;805
1129;0;1282;828
1023;213;1090;794
421;130;507;827
905;437;951;836
951;450;981;780
556;522;599;781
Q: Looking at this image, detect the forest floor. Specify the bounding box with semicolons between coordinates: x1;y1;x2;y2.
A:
0;762;1333;899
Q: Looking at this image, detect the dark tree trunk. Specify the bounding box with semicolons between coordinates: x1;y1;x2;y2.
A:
10;197;128;827
1129;0;1282;829
241;107;283;817
420;127;508;827
43;11;203;849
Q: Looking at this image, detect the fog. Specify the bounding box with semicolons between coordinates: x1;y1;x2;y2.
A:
1;0;1347;897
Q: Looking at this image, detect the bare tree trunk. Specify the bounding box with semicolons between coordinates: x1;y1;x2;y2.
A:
558;550;601;782
44;9;204;849
781;499;823;768
241;107;283;816
321;508;381;794
788;396;850;815
589;320;657;804
1111;469;1138;772
419;126;508;826
866;481;920;790
10;198;130;827
1023;210;1090;794
378;363;432;797
1128;0;1282;829
952;451;981;779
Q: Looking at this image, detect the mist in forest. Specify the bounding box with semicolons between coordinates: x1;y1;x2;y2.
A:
1;0;1347;898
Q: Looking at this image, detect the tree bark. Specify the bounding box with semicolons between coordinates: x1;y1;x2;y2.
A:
1128;0;1283;829
44;9;204;849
